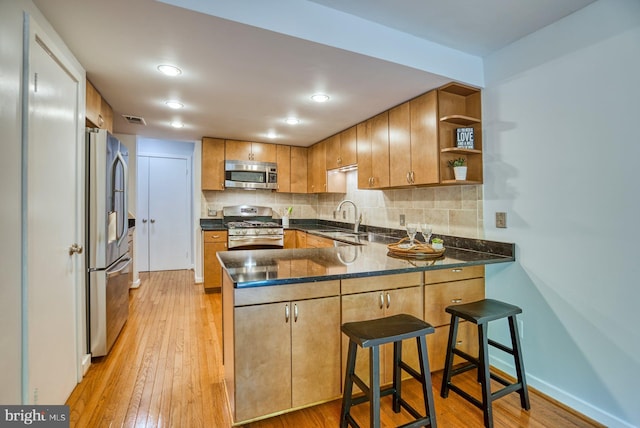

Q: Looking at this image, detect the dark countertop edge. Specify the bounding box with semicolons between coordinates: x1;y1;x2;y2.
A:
229;255;514;289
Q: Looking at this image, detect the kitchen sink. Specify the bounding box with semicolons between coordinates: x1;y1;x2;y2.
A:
314;230;369;239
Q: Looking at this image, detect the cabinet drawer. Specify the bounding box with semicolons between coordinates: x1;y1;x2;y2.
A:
425;277;484;327
204;230;227;243
342;272;422;295
426;322;478;372
425;265;484;284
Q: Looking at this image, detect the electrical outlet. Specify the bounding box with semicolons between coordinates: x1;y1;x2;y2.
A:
400;214;405;226
208;208;217;217
496;212;507;228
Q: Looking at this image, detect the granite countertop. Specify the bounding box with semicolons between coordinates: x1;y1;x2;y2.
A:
214;220;514;288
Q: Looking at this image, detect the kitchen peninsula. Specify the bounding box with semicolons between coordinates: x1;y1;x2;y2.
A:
216;226;514;425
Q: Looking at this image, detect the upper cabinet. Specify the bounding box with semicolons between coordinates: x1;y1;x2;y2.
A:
437;83;482;184
388;95;440;187
307;139;326;193
86;79;113;133
202;138;225;191
225;140;277;163
357;112;390;189
325;126;357;170
290;146;308;194
276;144;291;193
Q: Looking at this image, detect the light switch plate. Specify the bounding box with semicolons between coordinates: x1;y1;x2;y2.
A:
496;212;507;228
208;208;217;217
400;214;406;226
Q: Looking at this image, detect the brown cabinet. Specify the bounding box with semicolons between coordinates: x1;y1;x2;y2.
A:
229;280;341;423
86;79;113;133
276;144;291;192
290;146;308;193
325;126;357;170
305;233;335;248
307;140;326;193
295;230;307;248
341;273;423;387
203;231;227;292
388;92;439;186
283;230;296;249
201;138;225;191
424;265;484;371
437;83;483;184
357;112;390;189
225;140;277;163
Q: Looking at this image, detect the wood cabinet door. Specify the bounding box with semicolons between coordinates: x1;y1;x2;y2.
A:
325;134;341;170
276;144;291;192
85;79;101;127
382;286;424;384
356;120;373;189
225;140;252;161
100;96;113;133
290;146;308;193
283;230;296;249
427;321;478;372
388;102;411;187
340;126;357;166
307;141;326;193
203;231;227;291
410;90;439;185
202;138;225;190
234;303;292;421
251;142;277;163
424;277;484;327
296;230;307;248
371;111;390;188
291;296;341;407
341;291;385;391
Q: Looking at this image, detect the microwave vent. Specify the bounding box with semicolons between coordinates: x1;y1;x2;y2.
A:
122;114;147;125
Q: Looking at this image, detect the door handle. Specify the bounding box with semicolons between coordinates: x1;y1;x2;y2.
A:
150;219;156;223
142;219;148;223
68;244;83;256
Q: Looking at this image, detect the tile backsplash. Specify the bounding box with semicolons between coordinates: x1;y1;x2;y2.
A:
202;171;483;238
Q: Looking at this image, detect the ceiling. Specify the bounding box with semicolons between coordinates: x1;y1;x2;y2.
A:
33;0;595;146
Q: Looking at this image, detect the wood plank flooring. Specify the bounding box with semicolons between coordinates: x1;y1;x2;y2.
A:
66;270;604;427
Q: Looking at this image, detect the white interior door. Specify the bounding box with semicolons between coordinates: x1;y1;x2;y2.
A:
137;156;191;271
27;30;80;403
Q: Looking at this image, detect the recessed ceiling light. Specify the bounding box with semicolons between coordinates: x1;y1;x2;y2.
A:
170;121;184;128
284;117;300;125
266;131;277;139
157;64;182;76
165;100;184;109
311;93;330;103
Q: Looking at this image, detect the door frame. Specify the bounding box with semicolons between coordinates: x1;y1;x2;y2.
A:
21;11;87;402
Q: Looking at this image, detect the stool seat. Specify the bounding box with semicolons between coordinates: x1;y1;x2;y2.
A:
340;314;437;428
445;298;522;324
342;314;435;348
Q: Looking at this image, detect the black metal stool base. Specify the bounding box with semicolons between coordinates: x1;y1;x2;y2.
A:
440;299;530;428
340;314;437;428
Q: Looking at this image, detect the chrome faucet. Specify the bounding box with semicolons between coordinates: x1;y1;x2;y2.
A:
336;199;361;233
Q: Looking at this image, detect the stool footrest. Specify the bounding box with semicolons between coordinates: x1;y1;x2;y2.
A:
447;384;483;409
398;361;423;384
488;338;514;355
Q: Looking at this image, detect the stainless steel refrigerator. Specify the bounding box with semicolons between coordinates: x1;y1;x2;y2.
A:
86;128;131;357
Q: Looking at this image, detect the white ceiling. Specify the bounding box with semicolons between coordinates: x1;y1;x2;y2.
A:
33;0;595;146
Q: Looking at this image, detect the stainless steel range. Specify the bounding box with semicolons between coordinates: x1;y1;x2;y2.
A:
223;205;284;250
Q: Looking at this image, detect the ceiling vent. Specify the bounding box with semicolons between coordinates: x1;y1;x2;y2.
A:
122;114;147;125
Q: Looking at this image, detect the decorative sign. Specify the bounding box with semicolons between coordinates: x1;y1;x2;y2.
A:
456;127;474;149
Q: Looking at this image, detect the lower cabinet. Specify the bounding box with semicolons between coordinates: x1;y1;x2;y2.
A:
228;281;341;423
203;231;227;292
424;265;485;371
305;233;335;248
283;230;296;249
341;273;423;387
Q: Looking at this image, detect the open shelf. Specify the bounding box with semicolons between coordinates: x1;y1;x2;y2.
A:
441;147;482;155
440;115;481;126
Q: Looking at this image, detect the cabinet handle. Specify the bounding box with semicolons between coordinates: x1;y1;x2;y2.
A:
386;292;390;309
294;304;298;322
406;172;411;184
456;340;463;346
98;114;104;127
451;268;463;273
379;293;384;309
285;304;290;322
212;234;220;239
411;171;415;183
451;298;463;303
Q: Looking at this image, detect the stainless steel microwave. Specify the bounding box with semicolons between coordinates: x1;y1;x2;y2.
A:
224;160;278;190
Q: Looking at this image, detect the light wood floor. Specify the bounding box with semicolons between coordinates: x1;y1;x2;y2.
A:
66;270;604;427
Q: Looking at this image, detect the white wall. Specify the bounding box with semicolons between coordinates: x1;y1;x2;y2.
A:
482;0;640;426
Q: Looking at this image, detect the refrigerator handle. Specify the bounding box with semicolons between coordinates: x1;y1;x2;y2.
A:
112;150;128;248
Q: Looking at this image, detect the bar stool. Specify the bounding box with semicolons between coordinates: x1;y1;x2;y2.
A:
340;313;437;428
440;299;530;428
